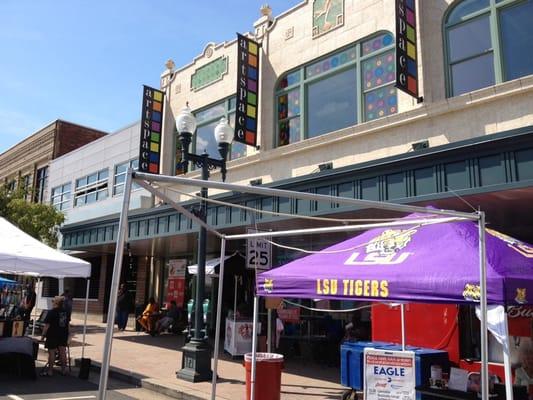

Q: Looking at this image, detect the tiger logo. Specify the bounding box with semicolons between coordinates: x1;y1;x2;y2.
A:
515;288;527;304
263;278;274;293
366;229;417;256
462;283;481;302
487;229;533;258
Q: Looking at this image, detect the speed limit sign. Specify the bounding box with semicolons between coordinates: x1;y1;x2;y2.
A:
246;228;271;270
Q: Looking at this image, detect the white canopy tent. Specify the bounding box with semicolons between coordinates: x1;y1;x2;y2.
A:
0;217;91;278
96;169;501;400
0;217;92;356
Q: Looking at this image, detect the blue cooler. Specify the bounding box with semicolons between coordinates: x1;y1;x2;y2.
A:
340;341;449;394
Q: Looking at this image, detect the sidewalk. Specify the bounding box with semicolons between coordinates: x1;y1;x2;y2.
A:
65;319;347;400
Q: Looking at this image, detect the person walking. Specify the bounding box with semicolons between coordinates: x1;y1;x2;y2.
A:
116;283;132;331
40;296;69;376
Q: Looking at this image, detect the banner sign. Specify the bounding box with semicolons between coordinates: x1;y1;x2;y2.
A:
166;259;186;307
139;85;164;174
364;348;416;400
277;307;300;323
247;228;271;270
234;34;260;147
396;0;419;99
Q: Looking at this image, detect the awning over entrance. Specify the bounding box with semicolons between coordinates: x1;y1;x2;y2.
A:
187;252;245;275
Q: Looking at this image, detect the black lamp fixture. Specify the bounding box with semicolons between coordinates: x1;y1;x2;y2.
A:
175;104;232;383
318;162;333;171
411;140;429;151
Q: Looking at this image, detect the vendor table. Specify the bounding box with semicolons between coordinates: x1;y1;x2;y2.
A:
0;336;37;379
415;385;479;400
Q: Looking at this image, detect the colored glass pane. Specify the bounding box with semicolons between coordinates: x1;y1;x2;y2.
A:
364;85;397;121
305;46;356;78
277;70;300;90
231;141;247;159
362;50;395;91
361;32;395;56
277;89;300;120
278;117;301;146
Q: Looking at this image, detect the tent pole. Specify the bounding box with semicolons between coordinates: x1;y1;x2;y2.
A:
234;276;238;324
478;211;489;400
267;309;272;353
400;304;406;351
81;279;90;360
211;237;226;400
97;168;133;400
502;310;513;400
31;277;41;337
251;295;259;400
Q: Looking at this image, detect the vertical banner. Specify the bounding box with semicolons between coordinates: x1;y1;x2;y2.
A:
139;85;165;174
166;259;186;308
396;0;419;100
234;34;260;147
364;348;416;400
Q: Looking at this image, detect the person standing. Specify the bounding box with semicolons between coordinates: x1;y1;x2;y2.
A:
61;289;73;323
40;296;69;376
21;283;36;320
116;283;132;331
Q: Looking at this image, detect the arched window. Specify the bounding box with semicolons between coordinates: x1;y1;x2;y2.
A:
275;32;397;147
444;0;533;97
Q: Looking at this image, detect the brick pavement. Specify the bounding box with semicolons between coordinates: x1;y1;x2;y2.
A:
66;319;347;400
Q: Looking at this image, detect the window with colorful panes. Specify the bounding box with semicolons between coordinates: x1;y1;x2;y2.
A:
275;31;397;147
175;97;247;174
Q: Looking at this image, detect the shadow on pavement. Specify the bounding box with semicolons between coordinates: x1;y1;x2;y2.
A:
114;332;186;350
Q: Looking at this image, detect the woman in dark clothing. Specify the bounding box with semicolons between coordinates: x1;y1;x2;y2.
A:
41;296;69;376
116;283;131;331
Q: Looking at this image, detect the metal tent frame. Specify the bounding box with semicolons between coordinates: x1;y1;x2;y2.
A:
96;169;496;400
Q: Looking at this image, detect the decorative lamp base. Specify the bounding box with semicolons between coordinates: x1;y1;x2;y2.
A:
176;340;212;383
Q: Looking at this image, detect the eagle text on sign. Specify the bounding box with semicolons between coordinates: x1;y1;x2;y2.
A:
247;228;271;270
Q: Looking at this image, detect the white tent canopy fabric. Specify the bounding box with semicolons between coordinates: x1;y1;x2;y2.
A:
187;252;244;275
0;217;91;278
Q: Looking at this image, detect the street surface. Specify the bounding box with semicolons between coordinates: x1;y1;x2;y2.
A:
0;362;174;400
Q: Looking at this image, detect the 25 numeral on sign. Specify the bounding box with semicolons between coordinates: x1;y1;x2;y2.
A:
249;250;269;267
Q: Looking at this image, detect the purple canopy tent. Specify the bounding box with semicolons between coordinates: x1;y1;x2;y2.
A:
111;170;495;400
256;215;533;305
256;215;533;400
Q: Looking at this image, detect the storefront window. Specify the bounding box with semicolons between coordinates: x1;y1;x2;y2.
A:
444;0;533;97
276;31;396;147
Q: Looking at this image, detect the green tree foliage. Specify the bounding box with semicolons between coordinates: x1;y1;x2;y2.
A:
0;183;65;247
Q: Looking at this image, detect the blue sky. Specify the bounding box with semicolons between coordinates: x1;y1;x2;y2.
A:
0;0;301;153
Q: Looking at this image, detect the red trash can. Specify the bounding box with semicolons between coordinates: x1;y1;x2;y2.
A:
244;352;284;400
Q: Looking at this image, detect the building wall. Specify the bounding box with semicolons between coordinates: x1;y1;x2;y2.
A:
48;121;151;225
159;0;533;201
0;120;107;202
54;120;108;158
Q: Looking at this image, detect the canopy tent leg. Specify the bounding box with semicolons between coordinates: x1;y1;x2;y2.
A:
251;295;259;400
502;310;513;400
478;211;489;400
267;309;272;353
81;279;90;360
401;303;406;351
211;237;226;400
97;168;133;400
31;277;41;337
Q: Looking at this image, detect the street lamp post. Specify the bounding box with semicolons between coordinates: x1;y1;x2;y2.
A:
176;105;232;383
